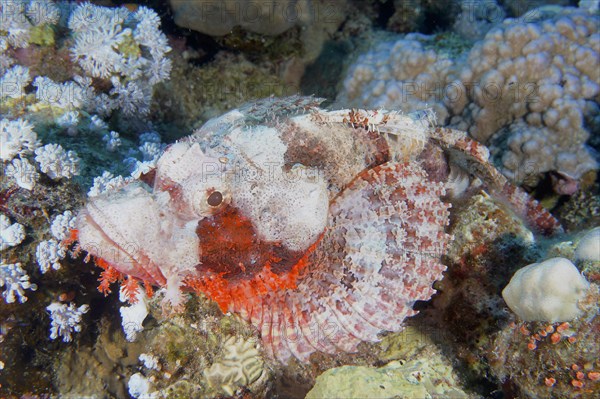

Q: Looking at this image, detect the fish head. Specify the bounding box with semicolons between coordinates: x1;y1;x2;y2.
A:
76;133;330;307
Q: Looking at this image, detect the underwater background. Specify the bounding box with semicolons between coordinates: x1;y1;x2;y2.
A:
0;0;599;398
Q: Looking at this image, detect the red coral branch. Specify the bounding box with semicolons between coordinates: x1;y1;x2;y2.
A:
97;266;121;296
121;275;140;304
143;280;154;298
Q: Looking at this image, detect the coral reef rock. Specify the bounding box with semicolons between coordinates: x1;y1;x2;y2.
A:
338;7;600;188
170;0;314;36
306;359;469;399
502;257;591;322
574;227;600;262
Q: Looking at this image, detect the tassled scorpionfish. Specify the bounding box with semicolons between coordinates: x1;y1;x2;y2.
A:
73;96;562;363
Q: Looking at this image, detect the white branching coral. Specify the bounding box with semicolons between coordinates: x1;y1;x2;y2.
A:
46;301;89;342
128;373;157;399
139;353;160;370
0;37;13;74
0;0;59;48
131;6;172;84
2;2;171;119
102;131;122;151
70;5;170;78
0;0;32;48
56;111;80;129
26;0;60;26
66;3;171;115
32;75;95;110
87;171;132;197
0;261;37;304
4;157;39;190
36;239;66;273
138;141;163;161
0;65;30;100
50;210;76;241
125;133;165;178
0;214;25;250
34;143;80;179
109;77;149;116
69;4;132;79
0;118;40;161
89;114;108;131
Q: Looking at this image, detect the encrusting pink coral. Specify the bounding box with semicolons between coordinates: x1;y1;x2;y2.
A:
72;96;562;363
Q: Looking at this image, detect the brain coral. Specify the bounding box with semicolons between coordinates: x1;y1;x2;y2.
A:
338;7;599;187
203;336;268;396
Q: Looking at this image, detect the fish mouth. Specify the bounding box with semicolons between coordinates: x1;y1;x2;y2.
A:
76;182;167;285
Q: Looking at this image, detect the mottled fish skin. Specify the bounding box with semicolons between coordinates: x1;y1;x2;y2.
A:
75;96;563;363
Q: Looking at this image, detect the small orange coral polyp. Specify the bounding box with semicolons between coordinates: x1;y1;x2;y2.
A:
187;204;322;312
588;372;600;381
544;377;556;387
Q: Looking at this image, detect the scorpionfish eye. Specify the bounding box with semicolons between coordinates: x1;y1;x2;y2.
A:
206;190;223;207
